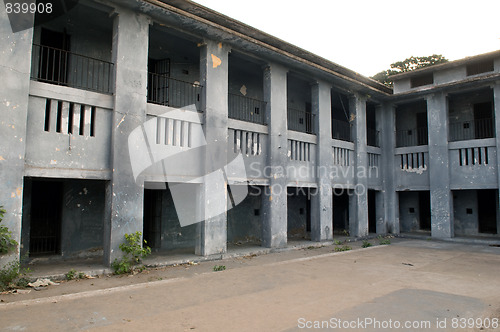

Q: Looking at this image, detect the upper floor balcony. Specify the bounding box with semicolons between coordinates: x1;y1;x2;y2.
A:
147;73;202;111
288;107;315;134
31;44;114;94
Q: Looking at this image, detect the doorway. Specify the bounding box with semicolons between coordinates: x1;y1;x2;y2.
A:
29;180;63;255
143;189;162;249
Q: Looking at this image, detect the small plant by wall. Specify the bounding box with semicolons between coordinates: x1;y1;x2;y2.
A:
0;206;18;254
111;232;151;275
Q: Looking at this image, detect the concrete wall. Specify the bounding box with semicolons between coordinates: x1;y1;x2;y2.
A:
61;180;105;257
287;188;309;240
398;191;420;232
453;190;478;236
228;56;264;101
159;188;197;251
227;186;262;244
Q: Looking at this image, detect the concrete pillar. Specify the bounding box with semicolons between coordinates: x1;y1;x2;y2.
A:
493;83;500;234
349;94;369;237
381;103;398;234
310;81;333;241
261;64;288;248
426;93;454;238
195;40;230;256
104;8;149;266
0;11;33;264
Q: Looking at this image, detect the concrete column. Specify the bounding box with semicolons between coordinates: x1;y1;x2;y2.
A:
104;9;149;266
195;40;230;256
381;103;398;234
0;12;33;264
261;64;288;248
310;81;333;241
426;93;454;238
349;94;369;237
492;83;500;234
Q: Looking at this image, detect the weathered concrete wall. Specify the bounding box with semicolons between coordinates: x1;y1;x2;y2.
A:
61;180;105;257
227;186;262;244
453;190;478;236
0;9;33;264
160;188;197;251
398;191;420;232
287;188;309;240
228;56;264;101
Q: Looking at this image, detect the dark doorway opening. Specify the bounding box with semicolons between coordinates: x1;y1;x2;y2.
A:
478;189;497;234
418;191;431;231
368;190;377;233
38;28;70;85
333;189;349;235
416;112;428;146
287;188;311;240
29;180;63;255
143;189;163;250
473;102;494;139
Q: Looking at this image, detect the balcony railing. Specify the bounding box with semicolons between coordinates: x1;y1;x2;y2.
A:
228;93;266;125
449;118;495;142
367;127;380;147
396;127;428;147
30;44;114;94
332;119;351;142
148;72;202;111
287;108;315;134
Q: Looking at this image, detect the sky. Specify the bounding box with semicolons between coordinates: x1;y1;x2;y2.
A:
192;0;500;77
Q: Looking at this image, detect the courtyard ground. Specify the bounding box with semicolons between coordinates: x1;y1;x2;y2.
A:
1;238;500;331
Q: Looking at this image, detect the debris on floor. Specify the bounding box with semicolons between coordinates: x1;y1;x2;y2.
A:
28;279;60;288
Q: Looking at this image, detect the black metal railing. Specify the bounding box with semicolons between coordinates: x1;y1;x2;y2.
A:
287;108;315;134
31;44;114;94
367;127;380;147
449;118;495;142
332;119;351;142
148;72;202;111
396;127;428;147
228;93;266;125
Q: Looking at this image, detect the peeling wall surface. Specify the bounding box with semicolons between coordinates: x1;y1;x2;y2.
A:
1;0;500;266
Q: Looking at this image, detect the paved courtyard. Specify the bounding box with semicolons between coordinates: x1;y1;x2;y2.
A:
1;238;500;331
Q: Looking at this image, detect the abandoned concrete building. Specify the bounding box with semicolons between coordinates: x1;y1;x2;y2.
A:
1;0;500;267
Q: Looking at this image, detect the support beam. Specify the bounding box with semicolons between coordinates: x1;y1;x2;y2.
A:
261;64;288;248
381;103;398;234
349;94;368;238
426;93;454;238
0;12;33;264
104;8;149;266
493;83;500;235
195;40;230;256
310;81;333;241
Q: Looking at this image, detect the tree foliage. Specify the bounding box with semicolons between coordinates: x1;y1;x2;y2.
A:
371;54;449;87
0;206;18;255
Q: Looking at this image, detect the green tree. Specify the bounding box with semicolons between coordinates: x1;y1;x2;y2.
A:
372;54;448;87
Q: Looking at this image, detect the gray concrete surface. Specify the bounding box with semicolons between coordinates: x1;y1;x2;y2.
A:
1;238;500;331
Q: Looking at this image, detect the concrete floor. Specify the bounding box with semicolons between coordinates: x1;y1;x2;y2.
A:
1;238;500;331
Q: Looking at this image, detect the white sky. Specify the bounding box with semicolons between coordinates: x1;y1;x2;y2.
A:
192;0;500;77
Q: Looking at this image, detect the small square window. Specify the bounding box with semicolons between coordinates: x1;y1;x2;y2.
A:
254;107;260;115
463;123;470;129
254;209;260;216
299;118;304;124
182;69;189;75
409;207;415;214
466;208;473;215
407;130;413;136
299;208;304;215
